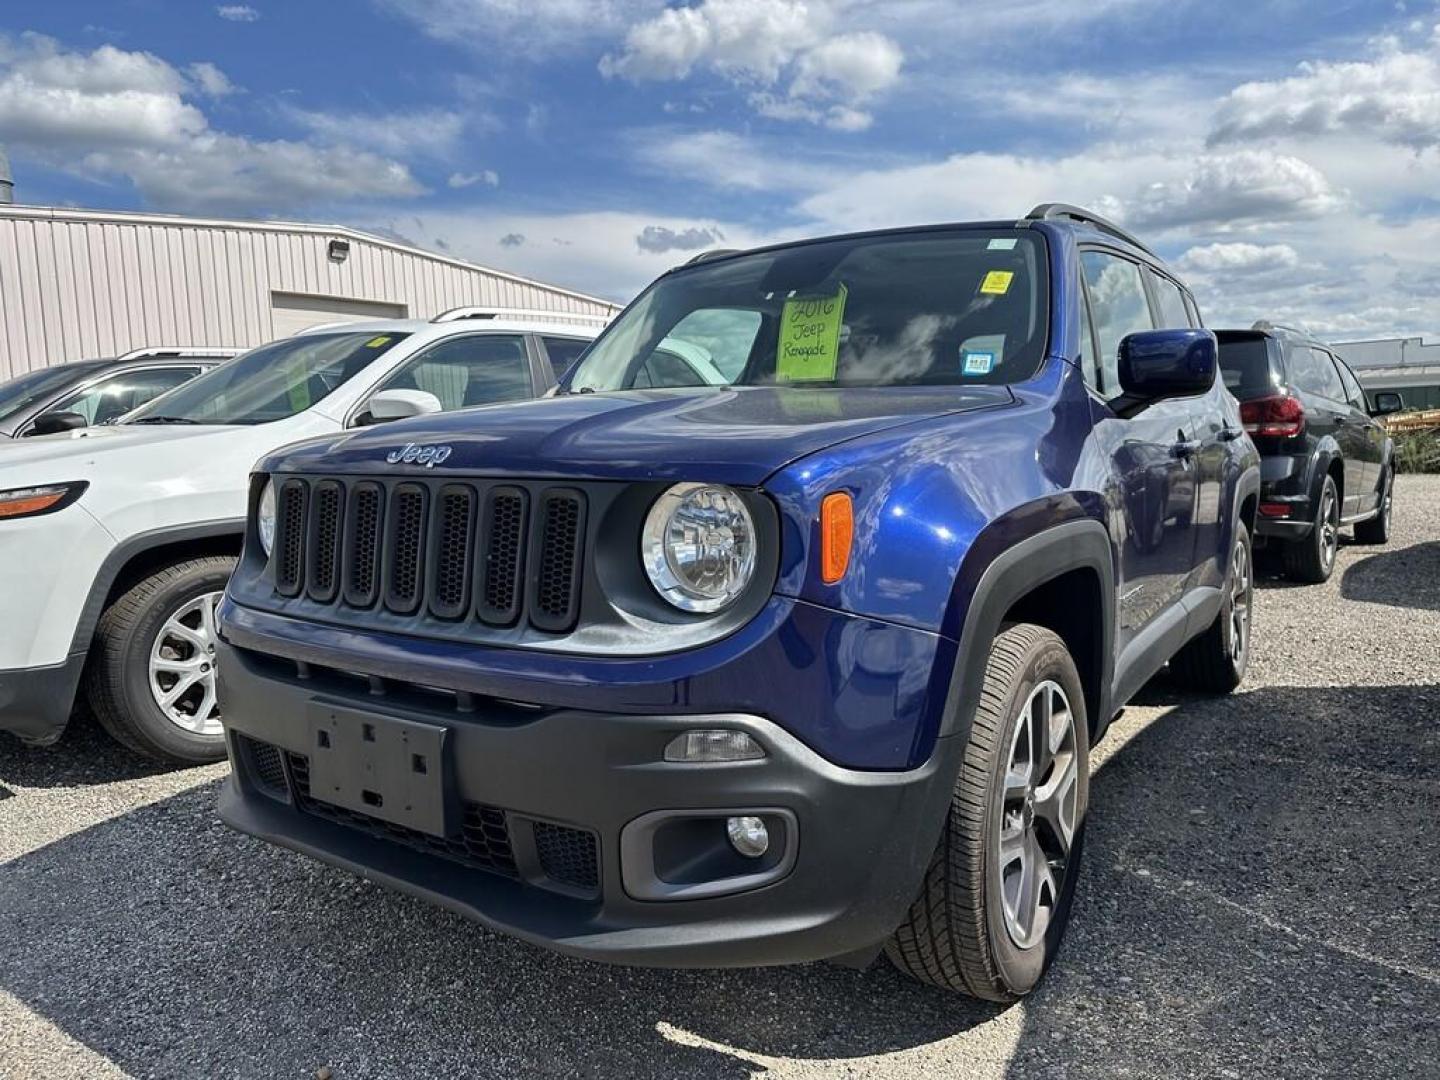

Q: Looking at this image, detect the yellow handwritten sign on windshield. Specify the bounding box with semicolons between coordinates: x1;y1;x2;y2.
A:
777;284;848;383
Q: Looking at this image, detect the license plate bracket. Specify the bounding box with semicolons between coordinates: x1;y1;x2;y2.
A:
306;704;454;837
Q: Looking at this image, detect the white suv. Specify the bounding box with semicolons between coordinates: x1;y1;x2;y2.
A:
0;312;601;763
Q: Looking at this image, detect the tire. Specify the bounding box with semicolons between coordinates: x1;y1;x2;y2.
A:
1353;467;1393;545
84;556;235;764
1170;522;1252;695
886;624;1090;1001
1282;474;1339;583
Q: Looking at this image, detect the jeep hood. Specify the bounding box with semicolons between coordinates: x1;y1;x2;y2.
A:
261;385;1015;486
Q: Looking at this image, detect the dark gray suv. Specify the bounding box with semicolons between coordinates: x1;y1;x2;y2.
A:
1216;322;1402;582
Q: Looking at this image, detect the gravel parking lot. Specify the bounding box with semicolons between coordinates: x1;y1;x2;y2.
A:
2;477;1436;1080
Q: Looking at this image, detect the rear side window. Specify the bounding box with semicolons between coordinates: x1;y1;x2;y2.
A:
1287;344;1346;402
541;336;590;381
1081;251;1155;394
1148;272;1193;329
1217;335;1281;400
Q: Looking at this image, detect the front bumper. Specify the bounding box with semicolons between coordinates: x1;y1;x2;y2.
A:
216;631;962;969
0;654;86;744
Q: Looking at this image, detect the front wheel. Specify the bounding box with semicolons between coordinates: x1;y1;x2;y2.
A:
886;624;1089;1001
84;556;235;764
1170;522;1252;694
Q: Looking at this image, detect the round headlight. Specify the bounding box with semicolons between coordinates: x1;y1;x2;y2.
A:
642;483;757;613
256;479;277;557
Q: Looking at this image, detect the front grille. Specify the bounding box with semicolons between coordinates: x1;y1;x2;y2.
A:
270;476;586;635
286;752;519;879
533;821;600;893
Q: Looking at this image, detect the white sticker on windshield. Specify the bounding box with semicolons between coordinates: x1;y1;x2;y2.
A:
987;238;1018;251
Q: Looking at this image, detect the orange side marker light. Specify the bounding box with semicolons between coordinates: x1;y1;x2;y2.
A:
820;492;854;584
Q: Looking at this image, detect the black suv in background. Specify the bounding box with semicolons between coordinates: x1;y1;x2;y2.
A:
1217;323;1402;582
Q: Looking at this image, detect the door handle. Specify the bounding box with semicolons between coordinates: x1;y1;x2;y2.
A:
1172;439;1201;459
1219;423;1243;441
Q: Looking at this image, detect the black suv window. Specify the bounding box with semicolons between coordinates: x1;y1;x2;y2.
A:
1333;356;1367;410
1287;344;1346;403
1081;251;1155;394
1217;334;1281;400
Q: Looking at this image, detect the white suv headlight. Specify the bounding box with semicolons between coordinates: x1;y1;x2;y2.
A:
256;479;277;557
642;483;756;613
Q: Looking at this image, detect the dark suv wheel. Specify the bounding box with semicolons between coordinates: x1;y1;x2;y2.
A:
886;623;1089;1001
1283;474;1339;583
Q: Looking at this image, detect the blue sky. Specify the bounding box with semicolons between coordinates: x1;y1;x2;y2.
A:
4;1;1440;339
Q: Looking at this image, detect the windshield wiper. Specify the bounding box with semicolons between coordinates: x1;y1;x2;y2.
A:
129;416;202;425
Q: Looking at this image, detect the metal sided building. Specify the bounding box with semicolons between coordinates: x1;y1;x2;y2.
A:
0;203;621;381
1333;336;1440;411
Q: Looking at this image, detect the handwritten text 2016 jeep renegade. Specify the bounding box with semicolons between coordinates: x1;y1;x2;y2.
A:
217;205;1260;1000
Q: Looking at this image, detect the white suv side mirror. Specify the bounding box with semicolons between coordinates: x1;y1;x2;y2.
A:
366;389;443;423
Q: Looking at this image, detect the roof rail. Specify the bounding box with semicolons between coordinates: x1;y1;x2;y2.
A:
431;305;613;327
1025;203;1156;257
116;346;238;361
684;249;742;266
1251;320;1311;337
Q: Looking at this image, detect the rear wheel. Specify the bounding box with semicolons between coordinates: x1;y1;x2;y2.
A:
1283;474;1339;583
84;557;235;765
1170;522;1252;694
886;624;1089;1001
1353;467;1393;545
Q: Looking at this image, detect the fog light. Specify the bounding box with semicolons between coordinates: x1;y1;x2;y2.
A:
726;816;770;858
664;730;765;763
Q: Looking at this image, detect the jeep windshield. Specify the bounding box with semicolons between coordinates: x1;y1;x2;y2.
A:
566;229;1048;393
122;332;409;426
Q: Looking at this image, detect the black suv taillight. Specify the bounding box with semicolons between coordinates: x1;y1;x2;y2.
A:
1240;394;1305;437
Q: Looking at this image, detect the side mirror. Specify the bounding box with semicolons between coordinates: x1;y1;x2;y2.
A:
1371;390;1404;417
364;389;443;424
26;411;88;437
1112;329;1217;416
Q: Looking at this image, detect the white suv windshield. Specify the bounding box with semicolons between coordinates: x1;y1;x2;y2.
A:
123;332;410;426
566;229;1048;392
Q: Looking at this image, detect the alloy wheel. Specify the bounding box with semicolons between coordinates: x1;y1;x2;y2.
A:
1229;537;1251;663
997;680;1079;950
1318;486;1339;571
147;591;224;736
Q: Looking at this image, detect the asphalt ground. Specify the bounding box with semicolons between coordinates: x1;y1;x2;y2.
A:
2;476;1437;1079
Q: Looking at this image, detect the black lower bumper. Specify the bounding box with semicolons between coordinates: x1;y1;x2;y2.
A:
216;638;961;969
0;653;84;745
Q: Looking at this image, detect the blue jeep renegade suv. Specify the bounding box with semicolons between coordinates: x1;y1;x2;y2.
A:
216;205;1260;1001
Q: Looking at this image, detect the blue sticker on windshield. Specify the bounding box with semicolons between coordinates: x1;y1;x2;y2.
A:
961;350;995;376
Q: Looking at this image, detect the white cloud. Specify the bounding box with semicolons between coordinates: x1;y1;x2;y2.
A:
216;5;260;21
1127;150;1343;230
1178;242;1300;274
187;61;236;97
448;169;500;188
284;105;471;159
1210;39;1440;149
0;34;423;214
600;0;903;130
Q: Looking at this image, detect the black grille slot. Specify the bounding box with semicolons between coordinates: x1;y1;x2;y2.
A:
341;482;384;608
305;481;345;603
533;821;600;894
383;484;428;614
477;487;528;626
238;734;286;796
427;485;476;620
529;490;586;633
274;479;308;597
285;753;518;879
270;475;588;635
